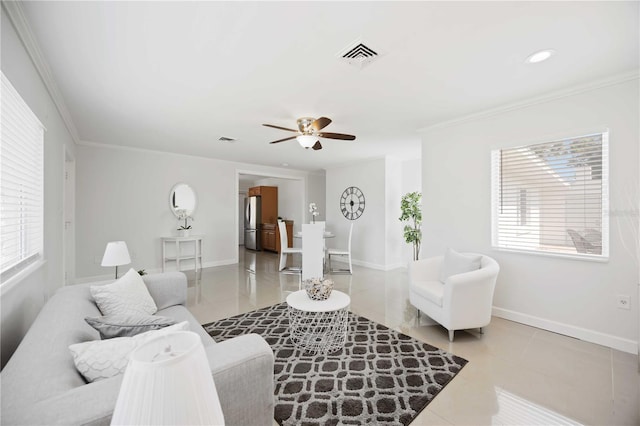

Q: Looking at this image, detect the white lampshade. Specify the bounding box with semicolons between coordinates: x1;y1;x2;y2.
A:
101;241;131;267
296;134;317;148
112;331;225;426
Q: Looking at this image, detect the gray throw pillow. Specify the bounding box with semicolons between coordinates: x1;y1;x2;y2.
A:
439;248;482;283
85;314;176;339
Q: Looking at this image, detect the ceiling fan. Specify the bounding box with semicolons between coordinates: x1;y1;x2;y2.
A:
263;117;356;150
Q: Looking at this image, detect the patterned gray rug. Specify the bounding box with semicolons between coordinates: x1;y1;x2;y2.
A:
203;303;467;426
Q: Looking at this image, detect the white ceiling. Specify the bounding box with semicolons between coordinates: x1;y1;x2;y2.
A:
19;1;639;172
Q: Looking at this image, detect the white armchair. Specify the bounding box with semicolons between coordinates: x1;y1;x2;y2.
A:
409;253;499;341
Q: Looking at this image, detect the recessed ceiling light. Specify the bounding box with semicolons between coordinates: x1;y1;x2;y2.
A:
281;163;289;167
526;49;555;64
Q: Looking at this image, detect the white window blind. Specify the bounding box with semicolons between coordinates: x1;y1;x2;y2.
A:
491;133;608;259
1;72;44;280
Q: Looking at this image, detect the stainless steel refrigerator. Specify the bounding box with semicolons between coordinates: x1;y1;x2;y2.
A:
244;195;261;251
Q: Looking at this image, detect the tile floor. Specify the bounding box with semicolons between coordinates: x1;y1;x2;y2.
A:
185;248;639;425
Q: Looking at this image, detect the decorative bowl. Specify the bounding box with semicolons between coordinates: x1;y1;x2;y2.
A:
303;278;334;301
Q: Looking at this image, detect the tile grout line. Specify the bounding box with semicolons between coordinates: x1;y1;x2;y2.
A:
610;348;615;403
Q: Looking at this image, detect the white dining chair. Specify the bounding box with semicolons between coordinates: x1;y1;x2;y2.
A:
314;220;328;265
278;220;302;274
301;223;324;280
327;222;353;274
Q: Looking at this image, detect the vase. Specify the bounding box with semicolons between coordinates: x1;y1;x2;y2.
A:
179;229;190;237
303;278;334;301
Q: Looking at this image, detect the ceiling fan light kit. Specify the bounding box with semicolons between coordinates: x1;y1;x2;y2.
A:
263;116;356;151
296;135;318;148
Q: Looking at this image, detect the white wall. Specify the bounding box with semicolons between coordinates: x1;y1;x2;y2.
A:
326;158;387;268
76;144;313;280
420;78;639;353
1;8;76;366
385;158;405;269
306;172;326;225
325;157;420;269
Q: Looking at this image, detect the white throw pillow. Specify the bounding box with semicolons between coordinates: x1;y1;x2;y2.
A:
439;248;482;283
69;321;190;382
90;268;157;316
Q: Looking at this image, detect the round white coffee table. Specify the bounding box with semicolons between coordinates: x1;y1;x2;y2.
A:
285;290;350;355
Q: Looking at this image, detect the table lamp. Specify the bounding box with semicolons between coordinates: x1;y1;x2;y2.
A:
111;331;225;425
101;241;131;279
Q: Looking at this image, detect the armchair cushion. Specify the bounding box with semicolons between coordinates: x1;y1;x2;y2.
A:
411;280;444;307
439;248;482;283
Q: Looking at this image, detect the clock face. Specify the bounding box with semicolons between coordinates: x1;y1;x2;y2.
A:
340;186;365;220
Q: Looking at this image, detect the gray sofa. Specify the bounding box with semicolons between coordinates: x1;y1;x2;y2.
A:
1;272;275;425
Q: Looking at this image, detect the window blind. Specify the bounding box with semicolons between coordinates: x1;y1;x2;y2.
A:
491;133;608;258
1;72;44;279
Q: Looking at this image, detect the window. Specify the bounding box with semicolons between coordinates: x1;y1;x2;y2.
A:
491;132;608;259
1;72;44;281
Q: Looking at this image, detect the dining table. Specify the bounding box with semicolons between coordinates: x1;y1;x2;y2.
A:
295;224;334;280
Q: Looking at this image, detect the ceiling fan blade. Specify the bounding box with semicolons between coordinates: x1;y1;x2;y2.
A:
269;136;297;144
262;123;299;133
312;141;322;150
310;117;332;132
317;132;356;140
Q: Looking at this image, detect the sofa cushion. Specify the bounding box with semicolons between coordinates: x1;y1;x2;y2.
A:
69;321;190;383
411;280;444;307
90;268;158;316
439;248;482;283
85;314;176;339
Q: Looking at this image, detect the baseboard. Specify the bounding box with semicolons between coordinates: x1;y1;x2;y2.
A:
201;259;236;269
73;259;236;284
492;306;638;355
330;258;406;272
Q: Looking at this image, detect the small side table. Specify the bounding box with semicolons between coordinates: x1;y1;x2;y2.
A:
286;290;350;355
162;235;203;272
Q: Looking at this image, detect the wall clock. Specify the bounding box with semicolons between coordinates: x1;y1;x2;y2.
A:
340;186;365;220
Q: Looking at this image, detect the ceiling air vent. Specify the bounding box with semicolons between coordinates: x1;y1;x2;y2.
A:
218;136;236;142
338;40;380;69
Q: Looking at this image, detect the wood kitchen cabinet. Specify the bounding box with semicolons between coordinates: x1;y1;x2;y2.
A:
261;221;293;253
261;223;277;252
249;185;278;224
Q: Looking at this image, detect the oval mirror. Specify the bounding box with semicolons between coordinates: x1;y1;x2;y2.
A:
169;183;197;218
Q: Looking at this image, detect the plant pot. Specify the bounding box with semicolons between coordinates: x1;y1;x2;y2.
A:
178;229;190;237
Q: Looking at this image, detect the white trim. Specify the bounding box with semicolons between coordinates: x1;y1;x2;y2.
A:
2;1;80;144
492;306;638;355
331;257;405;271
0;259;46;295
420;70;640;132
73;259;238;284
79;139;252;166
492;247;609;263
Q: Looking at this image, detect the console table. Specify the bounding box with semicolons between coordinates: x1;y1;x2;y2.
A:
162;235;203;272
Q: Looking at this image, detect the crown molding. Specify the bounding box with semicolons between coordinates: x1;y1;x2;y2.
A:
2;1;81;144
78;139;314;176
419;69;640;133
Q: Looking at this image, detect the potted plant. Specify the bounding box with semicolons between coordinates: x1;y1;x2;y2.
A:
309;202;319;224
399;192;422;261
176;209;193;237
